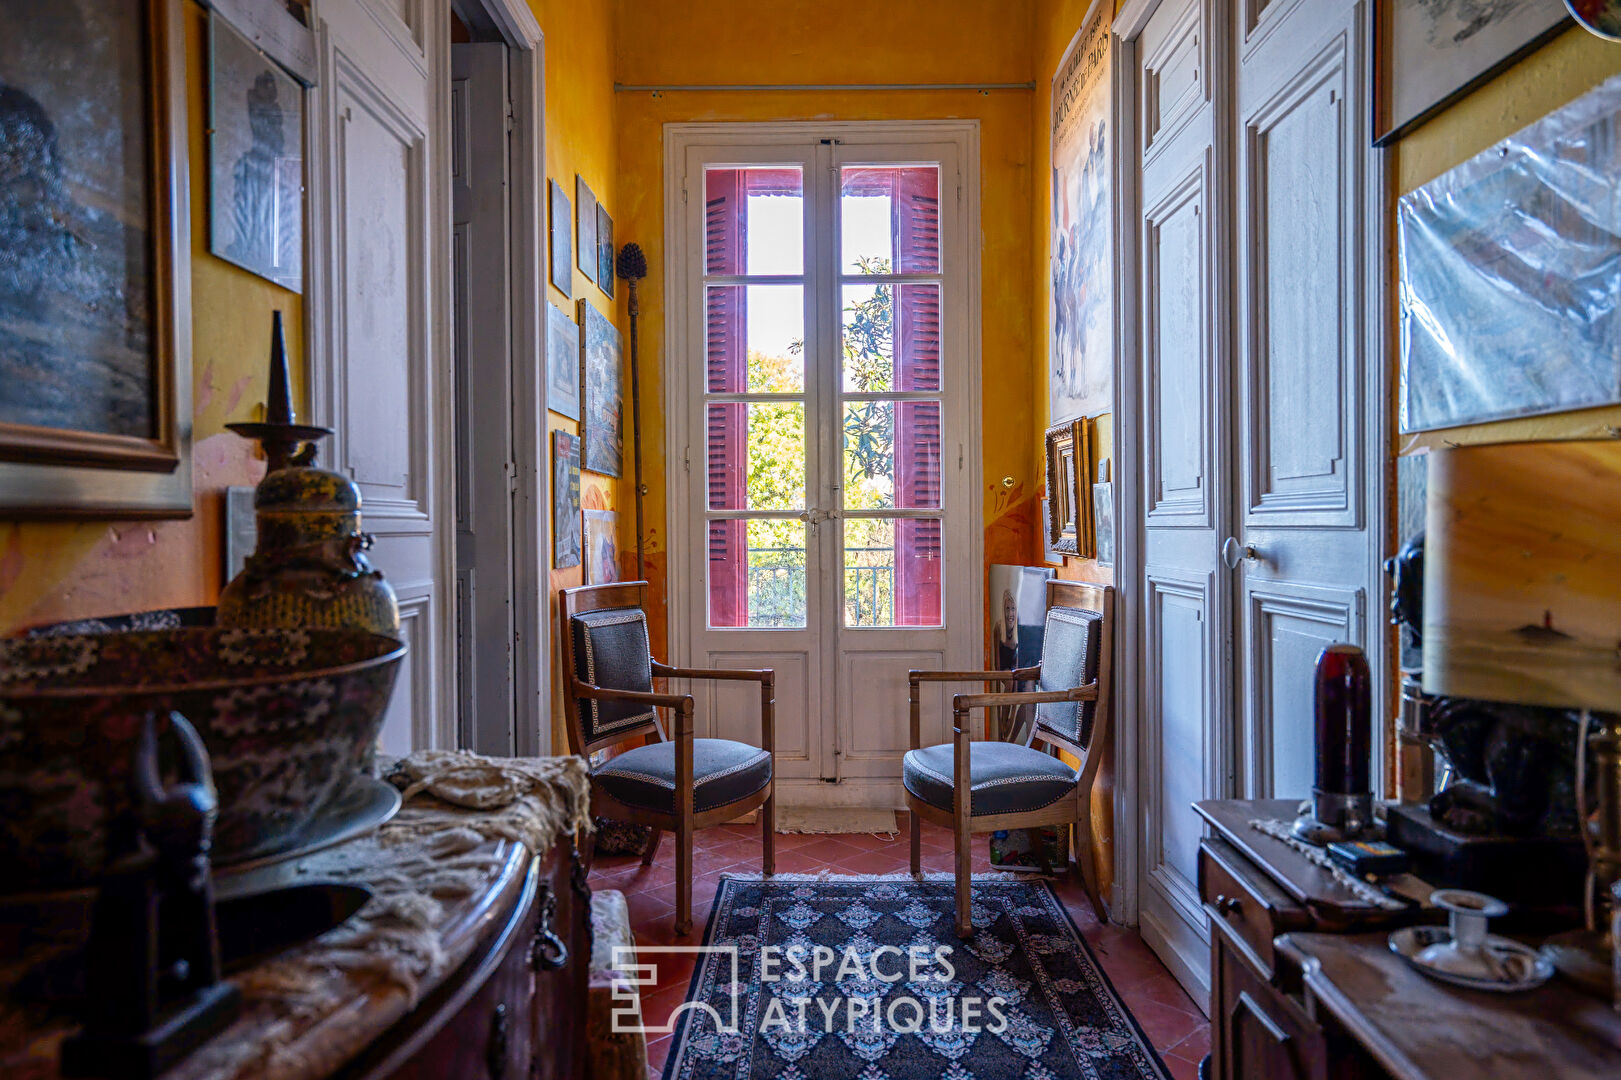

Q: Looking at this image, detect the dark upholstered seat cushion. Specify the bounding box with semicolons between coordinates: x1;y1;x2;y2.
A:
570;608;657;745
1034;606;1102;747
594;738;773;814
902;741;1077;816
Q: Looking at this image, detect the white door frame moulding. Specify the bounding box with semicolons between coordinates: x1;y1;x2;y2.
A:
661;120;985;780
1106;0;1156;929
306;0;547;752
463;0;550;757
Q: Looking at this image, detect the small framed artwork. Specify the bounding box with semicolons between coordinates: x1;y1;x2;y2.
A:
0;0;195;517
546;302;581;419
596;204;615;299
225;485;257;579
576;177;598;284
1374;0;1568;145
548;179;572;298
583;508;618;585
1044;418;1095;558
579;300;623;477
552;431;581;569
1092;482;1115;569
209;9;303;292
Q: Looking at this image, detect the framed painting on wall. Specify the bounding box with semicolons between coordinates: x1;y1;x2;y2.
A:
208;9;303;292
1044;417;1095;558
583;508;618;585
1374;0;1569;145
1398;73;1621;430
576;176;598;284
553;430;581;569
546;301;581;420
1049;0;1113;424
0;0;194;517
579;300;623;476
596;204;615;300
548;179;572;298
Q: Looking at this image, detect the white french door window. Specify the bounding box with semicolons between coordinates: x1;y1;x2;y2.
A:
666;123;982;805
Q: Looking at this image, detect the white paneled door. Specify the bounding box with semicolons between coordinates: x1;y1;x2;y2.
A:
309;0;452;753
1126;0;1381;999
666;124;982;809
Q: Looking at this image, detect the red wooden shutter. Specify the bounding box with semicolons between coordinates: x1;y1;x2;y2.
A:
706;171;748;626
894;170;942;625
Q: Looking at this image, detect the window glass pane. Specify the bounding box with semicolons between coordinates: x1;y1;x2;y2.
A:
705;166;803;276
843;517;942;628
840;165;940;275
707;402;805;511
709;519;807;628
843;400;940;511
705;285;805;392
842;283;941;393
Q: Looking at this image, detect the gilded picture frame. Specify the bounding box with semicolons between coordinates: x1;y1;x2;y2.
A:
0;0;193;517
1044;417;1095;558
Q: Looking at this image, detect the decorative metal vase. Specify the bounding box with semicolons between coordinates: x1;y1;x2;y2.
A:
220;313;399;635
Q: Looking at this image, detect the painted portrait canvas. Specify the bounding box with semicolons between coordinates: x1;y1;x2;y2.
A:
584;508;618;585
579;299;623;477
1049;1;1113;425
209;11;303;292
553;430;581;569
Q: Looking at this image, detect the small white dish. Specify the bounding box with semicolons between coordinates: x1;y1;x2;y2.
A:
1388;926;1554;992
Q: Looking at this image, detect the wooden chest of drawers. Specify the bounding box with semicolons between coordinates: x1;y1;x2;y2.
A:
338;842;588;1080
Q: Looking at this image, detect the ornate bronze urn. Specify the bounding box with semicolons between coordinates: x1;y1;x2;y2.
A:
220;314;399;635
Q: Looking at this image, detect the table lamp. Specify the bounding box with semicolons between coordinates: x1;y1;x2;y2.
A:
1422;439;1621;993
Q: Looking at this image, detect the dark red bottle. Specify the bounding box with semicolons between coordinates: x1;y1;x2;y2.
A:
1314;644;1371;796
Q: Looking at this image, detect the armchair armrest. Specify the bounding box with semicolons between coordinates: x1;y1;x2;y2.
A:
907;667;1040;684
652;662;774;684
575;682;694;712
951;683;1097;712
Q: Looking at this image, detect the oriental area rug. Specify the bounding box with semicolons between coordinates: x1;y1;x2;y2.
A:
656;874;1170;1080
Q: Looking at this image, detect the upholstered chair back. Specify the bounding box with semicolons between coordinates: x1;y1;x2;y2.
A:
569;606;658;747
1033;605;1104;752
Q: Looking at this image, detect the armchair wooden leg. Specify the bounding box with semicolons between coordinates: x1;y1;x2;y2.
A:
953;818;972;939
641;828;662;867
675;822;693;936
761;787;776;876
909;810;921;876
1073;811;1108;924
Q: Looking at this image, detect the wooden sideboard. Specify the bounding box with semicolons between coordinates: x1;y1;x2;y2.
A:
1195;799;1621;1080
335;841;588;1080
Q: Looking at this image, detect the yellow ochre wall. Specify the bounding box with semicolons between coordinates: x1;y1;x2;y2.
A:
523;0;626;755
0;2;299;636
609;0;1042;662
1392;26;1621;455
1030;0;1119;901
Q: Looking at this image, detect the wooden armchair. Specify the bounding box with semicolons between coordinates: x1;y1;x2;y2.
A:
904;580;1115;938
559;582;775;935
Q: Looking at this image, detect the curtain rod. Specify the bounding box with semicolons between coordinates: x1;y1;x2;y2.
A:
614;82;1036;93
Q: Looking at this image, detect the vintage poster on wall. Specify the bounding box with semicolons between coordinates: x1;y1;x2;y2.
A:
579;300;623;476
552;431;581;569
1398;73;1621;432
1049;0;1113;425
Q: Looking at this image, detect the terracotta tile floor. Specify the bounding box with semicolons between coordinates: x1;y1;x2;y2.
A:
588;814;1211;1079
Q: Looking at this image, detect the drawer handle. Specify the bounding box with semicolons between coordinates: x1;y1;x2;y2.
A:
532;886;569;972
486;1002;509;1080
1215;893;1242;916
